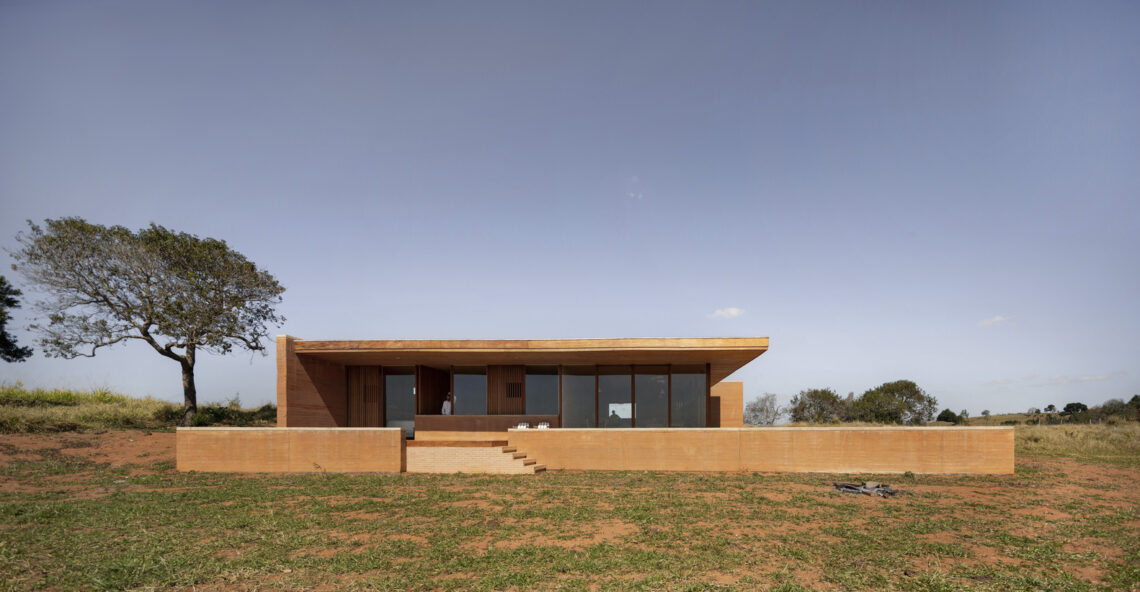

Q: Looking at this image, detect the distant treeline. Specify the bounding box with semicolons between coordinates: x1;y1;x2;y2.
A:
746;381;1140;427
746;380;938;426
997;396;1140;426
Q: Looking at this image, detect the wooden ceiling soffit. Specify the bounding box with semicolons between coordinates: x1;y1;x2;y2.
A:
290;338;768;384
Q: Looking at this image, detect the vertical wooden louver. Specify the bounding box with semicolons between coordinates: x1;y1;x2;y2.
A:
487;365;526;415
346;366;383;427
416;366;450;415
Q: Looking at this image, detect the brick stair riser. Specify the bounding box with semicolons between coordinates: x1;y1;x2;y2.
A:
405;447;541;474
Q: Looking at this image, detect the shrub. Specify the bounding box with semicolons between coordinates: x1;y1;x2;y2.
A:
1100;398;1129;418
854;380;937;425
191;401;277;427
1063;402;1088;415
936;409;961;424
854;389;909;424
787;388;843;423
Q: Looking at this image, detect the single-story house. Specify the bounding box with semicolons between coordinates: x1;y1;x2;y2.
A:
176;336;1014;474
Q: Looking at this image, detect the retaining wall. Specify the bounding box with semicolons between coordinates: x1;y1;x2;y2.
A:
507;427;1014;474
176;427;405;473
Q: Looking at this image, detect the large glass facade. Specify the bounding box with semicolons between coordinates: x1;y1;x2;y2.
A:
414;364;706;428
598;366;632;428
525;366;559;415
384;368;416;437
453;367;487;415
561;367;596;428
670;365;707;427
634;366;669;427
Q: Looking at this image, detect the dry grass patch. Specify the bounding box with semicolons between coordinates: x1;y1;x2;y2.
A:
1016;423;1140;463
0;383;275;433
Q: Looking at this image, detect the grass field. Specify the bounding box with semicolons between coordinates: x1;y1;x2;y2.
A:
1;424;1137;591
0;383;275;433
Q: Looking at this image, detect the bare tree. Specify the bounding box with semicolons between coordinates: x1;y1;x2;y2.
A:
12;218;285;424
744;393;784;425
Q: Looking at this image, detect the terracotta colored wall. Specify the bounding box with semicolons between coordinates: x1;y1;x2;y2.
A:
508;427;1014;474
710;381;743;427
277;335;348;427
176;427;404;472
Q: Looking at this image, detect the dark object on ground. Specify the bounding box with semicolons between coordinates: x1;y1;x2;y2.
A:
833;481;901;497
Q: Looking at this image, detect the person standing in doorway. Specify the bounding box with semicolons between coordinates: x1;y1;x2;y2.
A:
441;392;452;415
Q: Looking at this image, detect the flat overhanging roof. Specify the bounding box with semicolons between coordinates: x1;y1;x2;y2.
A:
288;337;769;384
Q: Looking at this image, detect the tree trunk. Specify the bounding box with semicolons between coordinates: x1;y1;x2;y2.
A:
179;345;197;426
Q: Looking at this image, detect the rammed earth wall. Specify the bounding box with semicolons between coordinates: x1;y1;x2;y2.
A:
507;427;1015;474
176;427;404;472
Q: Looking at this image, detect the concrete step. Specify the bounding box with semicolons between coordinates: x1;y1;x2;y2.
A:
522;458;537;466
512;452;527;459
501;446;517;453
532;465;546;473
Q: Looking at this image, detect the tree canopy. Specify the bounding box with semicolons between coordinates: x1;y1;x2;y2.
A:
1063;402;1088;415
855;380;937;425
852;387;909;424
12;218;285;424
936;408;962;424
0;276;33;362
787;388;842;423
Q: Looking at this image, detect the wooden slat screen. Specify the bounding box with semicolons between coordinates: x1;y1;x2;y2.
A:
346;366;383;427
367;366;383;427
487;365;526;415
347;366;364;427
416;366;450;415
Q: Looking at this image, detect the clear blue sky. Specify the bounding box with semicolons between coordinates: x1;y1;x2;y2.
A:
1;1;1137;415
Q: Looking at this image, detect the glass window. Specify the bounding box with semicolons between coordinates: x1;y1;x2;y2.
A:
598;366;632;428
453;367;487;415
561;366;596;428
670;365;706;427
635;366;669;428
384;368;415;437
525;366;559;415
